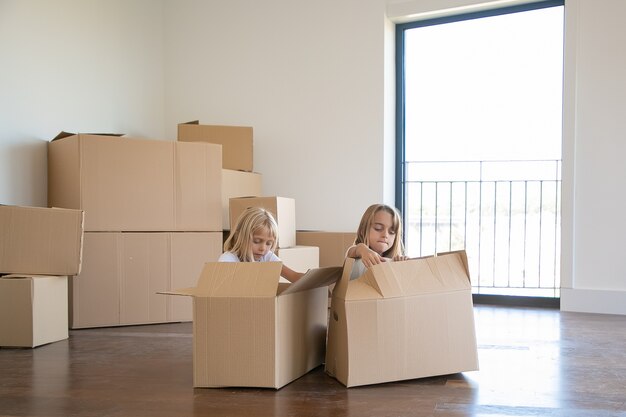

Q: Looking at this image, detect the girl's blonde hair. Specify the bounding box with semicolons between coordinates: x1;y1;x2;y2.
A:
223;206;279;262
354;204;404;258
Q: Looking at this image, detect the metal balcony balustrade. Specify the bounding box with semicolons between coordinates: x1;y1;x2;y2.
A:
402;160;561;298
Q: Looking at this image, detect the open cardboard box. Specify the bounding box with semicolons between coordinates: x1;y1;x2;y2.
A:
325;250;479;387
161;262;342;389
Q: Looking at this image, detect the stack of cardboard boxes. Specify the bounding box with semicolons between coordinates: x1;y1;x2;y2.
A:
0;205;84;347
48;132;224;328
178;121;263;231
178;121;321;277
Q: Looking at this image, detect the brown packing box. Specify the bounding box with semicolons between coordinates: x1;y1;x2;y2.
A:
296;231;357;267
229;196;296;248
48;132;222;232
162;262;342;389
0;205;84;275
325;250;479;387
222;169;262;230
178;121;253;172
0;275;69;348
70;232;222;329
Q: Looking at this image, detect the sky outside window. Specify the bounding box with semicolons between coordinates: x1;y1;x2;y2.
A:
404;6;564;162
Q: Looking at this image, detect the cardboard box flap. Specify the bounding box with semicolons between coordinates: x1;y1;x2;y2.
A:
428;252;472;289
345;279;383;299
280;266;342;295
193;262;282;297
344;251;471;300
332;258;354;299
180;120;200;125
437;250;471;278
51;131;124;141
157;287;197;297
1;274;56;279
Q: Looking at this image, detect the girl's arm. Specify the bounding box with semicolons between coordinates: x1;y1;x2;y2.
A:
281;264;305;283
348;243;386;268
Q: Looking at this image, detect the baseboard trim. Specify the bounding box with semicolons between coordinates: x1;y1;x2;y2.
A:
472;294;560;308
561;288;626;315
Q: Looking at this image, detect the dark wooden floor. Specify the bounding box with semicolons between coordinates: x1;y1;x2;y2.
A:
1;305;626;417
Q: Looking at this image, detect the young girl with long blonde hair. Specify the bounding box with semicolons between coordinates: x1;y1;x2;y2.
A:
345;204;407;277
219;206;304;282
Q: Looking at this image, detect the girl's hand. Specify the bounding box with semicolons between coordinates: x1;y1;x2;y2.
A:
355;243;386;268
392;255;409;262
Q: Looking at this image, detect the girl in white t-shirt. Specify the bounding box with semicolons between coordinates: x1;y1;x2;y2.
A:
345;204;408;279
218;206;304;282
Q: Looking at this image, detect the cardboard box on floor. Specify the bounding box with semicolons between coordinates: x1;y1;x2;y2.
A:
0;275;69;348
221;169;262;230
0;205;84;275
178;121;253;172
70;232;222;329
48;132;222;232
325;250;479;387
229;196;296;248
296;231;356;267
161;262;342;389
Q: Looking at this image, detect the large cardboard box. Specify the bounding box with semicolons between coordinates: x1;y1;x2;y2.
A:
163;262;342;389
178;121;253;172
0;275;68;348
0;205;84;275
296;231;356;267
48;132;222;232
326;251;479;387
229;196;296;248
222;169;262;230
70;232;222;329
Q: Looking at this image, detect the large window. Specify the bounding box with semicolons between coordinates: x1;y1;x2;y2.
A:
396;1;564;298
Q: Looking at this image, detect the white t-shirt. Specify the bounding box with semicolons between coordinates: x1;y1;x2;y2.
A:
345;245;367;280
350;258;367;280
218;251;281;263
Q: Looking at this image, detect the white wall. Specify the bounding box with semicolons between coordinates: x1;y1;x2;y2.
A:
2;0;626;314
162;0;391;232
0;0;166;206
560;0;626;314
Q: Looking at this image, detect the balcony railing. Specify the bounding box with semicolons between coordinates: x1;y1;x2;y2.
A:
402;160;561;297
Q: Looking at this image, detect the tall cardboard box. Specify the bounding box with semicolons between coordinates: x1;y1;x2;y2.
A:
162;262;342;389
229;197;296;248
0;275;69;348
48;132;222;232
178;121;253;172
222;169;262;230
70;232;222;329
0;205;84;276
296;231;356;267
325;251;479;387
